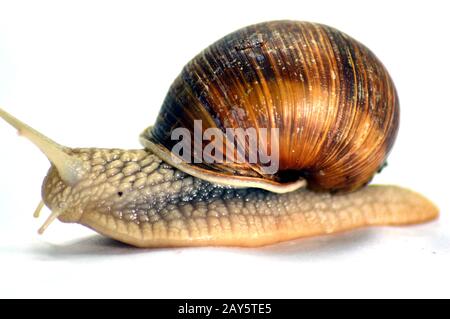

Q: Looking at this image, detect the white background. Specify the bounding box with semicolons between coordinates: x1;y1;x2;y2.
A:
0;0;449;298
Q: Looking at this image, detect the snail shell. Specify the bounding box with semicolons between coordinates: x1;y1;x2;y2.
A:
142;20;399;192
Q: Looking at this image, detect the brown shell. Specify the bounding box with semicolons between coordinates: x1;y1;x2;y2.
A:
142;20;399;192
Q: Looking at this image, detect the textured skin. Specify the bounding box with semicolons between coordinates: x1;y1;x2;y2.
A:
145;20;399;192
42;148;438;247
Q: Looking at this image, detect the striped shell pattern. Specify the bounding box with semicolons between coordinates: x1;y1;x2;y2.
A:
143;20;399;192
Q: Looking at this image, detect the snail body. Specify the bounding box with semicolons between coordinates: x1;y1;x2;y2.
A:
0;21;438;247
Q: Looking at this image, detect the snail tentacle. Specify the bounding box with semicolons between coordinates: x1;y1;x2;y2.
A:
37;209;62;235
33;200;45;218
0;107;89;186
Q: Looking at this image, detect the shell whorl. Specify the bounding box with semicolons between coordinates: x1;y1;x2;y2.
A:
143;20;399;192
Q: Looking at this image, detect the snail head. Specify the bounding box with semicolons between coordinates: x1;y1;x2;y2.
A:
0;108;179;234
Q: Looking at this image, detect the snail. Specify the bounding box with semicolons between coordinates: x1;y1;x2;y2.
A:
0;20;438;248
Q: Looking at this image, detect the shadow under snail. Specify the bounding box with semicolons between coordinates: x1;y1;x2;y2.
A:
0;20;438;247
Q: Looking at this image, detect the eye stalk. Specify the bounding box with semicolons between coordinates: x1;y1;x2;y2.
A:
0;107;89;186
0;107;92;234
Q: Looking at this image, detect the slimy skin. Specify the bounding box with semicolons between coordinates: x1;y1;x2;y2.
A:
42;148;438;247
0;107;439;248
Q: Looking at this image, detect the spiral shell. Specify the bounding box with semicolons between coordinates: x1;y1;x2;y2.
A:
141;20;399;192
